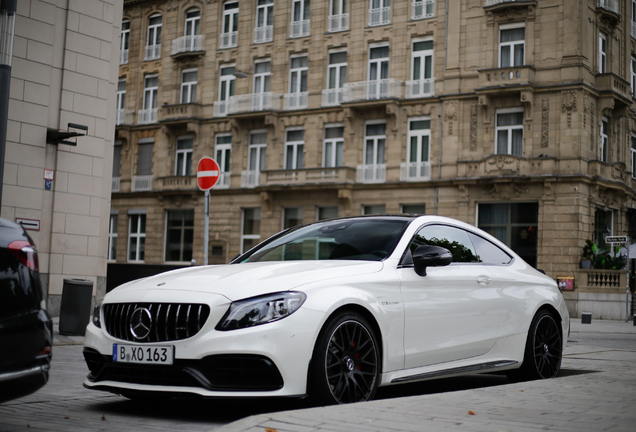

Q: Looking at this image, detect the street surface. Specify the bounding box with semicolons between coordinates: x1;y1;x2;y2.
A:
0;319;634;432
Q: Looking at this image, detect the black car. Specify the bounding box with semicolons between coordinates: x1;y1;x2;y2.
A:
0;217;52;403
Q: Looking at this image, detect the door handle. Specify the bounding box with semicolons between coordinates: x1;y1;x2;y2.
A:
477;275;492;285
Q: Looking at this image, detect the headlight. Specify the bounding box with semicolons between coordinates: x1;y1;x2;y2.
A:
92;298;103;328
216;291;306;331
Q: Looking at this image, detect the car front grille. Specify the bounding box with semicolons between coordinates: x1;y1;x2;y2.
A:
103;303;210;342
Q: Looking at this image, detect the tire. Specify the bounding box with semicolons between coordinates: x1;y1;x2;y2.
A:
510;310;562;381
310;312;380;405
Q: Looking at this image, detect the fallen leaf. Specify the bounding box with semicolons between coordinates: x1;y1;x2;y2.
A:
102;415;106;421
64;417;69;420
468;410;476;416
519;390;524;392
265;428;278;432
27;424;30;428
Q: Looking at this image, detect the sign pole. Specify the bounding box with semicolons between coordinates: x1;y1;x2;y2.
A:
204;189;209;266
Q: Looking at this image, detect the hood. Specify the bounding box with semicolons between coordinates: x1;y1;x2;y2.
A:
108;260;384;302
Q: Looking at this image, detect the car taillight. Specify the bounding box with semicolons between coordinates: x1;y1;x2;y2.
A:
8;240;39;272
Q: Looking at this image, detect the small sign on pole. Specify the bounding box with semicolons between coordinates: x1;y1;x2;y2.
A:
197;158;220;266
605;235;629;244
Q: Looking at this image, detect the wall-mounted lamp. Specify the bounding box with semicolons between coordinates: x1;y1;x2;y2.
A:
233;70;251;79
46;123;88;146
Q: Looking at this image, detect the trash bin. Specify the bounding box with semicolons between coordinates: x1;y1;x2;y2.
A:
58;279;93;336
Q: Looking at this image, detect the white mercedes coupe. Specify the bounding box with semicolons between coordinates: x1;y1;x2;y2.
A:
83;215;569;404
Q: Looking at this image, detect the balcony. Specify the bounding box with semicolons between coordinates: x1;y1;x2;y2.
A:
115;109;134;126
344;79;402;102
483;0;537;12
283;92;308;110
477;66;535;93
412;0;435;20
241;170;260;188
357;164;386;184
112;177;121;192
220;31;238;49
213;100;230;117
322;88;345;106
369;7;391;26
254;25;273;44
144;44;160;61
596;0;620;24
159;103;201;123
228;93;281;115
328;13;349;32
171;35;205;58
595;73;632;106
400;162;432;182
405;79;435;99
132;175;153;192
158;175;195;191
456;155;557;178
120;49;128;65
138;108;158;124
261;167;357;186
213;172;231;189
290;19;310;38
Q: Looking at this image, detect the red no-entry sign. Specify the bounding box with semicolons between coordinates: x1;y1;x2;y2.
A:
197;157;220;191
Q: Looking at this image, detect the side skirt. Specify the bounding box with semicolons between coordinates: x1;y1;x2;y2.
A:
390;360;518;384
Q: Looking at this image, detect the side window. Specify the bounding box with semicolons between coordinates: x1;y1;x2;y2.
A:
468;232;512;265
409;225;479;263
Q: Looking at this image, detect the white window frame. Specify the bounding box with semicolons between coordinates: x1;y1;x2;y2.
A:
290;0;310;38
241;208;261;253
215;134;232;188
323;124;344;168
499;23;525;68
247;130;267;182
175;136;193;176
116;79;126;125
108;213;118;261
221;2;239;48
128;213;146;262
180;69;197;104
255;0;274;43
368;43;389;99
631;134;636;178
408;38;434;98
185;9;200;38
324;49;347;106
412;0;435;20
404;117;431;181
254;59;271;94
289;55;308;94
495;108;524;156
146;13;162;60
631;56;636;97
120;19;130;64
632;0;636;39
359;120;386;183
328;0;349;32
599;32;607;74
369;0;391;27
285;128;305;170
143;74;158;110
600;116;609;162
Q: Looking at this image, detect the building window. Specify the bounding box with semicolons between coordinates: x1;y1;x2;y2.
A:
244;131;267;187
369;0;391;27
146;14;162;60
359;122;386;183
323;125;344;168
253;60;271;110
215;65;235;116
368;45;389;99
363;204;386;215
108;213;118;261
134;138;154;191
175;137;193;176
632;135;636;178
165;210;194;263
283;207;303;229
317;206;338;220
242;208;261;253
116;79;126;125
120;19;130;64
404;118;431;181
180;69;197;103
291;0;310;38
128;213;146;262
499;25;524;68
632;0;636;39
599;32;607;73
140;74;158;124
285;129;304;170
324;50;347;106
594;207;613;249
221;2;239;48
328;0;349;32
495;109;523;156
412;0;434;20
408;39;433;98
477;202;538;268
215;134;232;188
401;204;426;215
255;0;274;43
631;57;636;97
287;55;308;109
184;8;200;49
113;140;122;192
600;116;609;162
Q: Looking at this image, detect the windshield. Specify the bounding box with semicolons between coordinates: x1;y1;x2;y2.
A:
239;218;411;263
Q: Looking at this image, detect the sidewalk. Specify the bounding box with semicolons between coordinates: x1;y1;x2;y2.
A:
52;316;85;346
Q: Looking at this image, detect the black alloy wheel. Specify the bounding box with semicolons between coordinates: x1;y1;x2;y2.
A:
511;310;562;381
311;312;380;405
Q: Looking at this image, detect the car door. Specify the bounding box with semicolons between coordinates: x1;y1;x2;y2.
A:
398;224;504;369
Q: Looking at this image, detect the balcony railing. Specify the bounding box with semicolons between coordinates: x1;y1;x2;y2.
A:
213;172;231;189
262;167;357;186
477;66;535;90
290;19;310;38
400;162;431;182
120;49;129;65
171;35;205;55
115;109;134;126
254;25;273;43
328;13;349;32
220;31;238;49
112;177;121;192
344;79;402;102
412;0;435;20
405;79;435;98
228;93;281;114
213;100;230;117
138;108;157;124
159;176;195;191
241;170;260;188
145;44;160;60
322;88;345;106
357;164;386;183
597;0;618;13
283;92;308;110
369;7;391;26
132;175;153;192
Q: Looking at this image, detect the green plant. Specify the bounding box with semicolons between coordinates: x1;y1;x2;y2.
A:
582;239;626;270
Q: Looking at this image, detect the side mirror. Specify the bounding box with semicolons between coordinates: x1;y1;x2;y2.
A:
412;245;452;276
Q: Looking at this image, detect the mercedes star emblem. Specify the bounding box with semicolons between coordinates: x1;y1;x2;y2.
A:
130;307;152;340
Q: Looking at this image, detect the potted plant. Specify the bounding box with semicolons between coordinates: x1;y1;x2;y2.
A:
581;239;627;270
581;239;593;269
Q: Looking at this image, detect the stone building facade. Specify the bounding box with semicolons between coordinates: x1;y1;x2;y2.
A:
1;0;122;315
113;0;636;319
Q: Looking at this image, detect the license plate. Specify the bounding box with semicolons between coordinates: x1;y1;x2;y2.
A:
112;344;174;365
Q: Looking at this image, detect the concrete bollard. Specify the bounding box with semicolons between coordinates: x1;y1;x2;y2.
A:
581;312;592;324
